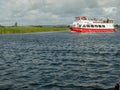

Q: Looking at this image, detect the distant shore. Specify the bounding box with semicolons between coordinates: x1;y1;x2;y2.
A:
0;25;119;34
114;25;120;29
0;26;69;34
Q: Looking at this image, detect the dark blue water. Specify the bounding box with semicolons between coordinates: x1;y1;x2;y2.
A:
0;30;120;90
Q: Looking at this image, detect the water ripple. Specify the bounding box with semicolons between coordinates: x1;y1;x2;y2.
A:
0;31;120;90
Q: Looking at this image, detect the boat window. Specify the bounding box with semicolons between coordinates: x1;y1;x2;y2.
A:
86;25;90;27
102;25;105;27
81;17;87;20
79;25;81;27
99;25;101;27
95;25;98;27
91;25;94;27
83;25;86;27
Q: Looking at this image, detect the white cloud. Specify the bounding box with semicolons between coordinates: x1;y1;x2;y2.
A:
97;0;120;6
0;0;119;25
102;7;117;15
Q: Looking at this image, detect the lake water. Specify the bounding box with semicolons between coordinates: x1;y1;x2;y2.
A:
0;29;120;90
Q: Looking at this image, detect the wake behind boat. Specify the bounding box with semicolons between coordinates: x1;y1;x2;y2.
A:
70;16;116;33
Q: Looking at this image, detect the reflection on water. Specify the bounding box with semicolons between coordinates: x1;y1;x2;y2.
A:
0;30;120;90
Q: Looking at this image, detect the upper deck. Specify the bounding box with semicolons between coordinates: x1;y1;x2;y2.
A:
75;16;88;21
74;16;114;23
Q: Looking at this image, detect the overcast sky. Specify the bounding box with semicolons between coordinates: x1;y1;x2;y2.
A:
0;0;119;26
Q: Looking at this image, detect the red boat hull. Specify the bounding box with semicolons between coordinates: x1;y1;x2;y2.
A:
70;27;116;33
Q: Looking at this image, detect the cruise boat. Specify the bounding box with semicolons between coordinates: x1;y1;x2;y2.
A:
70;16;116;33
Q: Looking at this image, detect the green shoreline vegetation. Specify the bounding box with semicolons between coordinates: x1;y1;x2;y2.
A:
114;24;120;29
0;25;69;34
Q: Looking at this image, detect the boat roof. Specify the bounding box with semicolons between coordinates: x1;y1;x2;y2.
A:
75;16;87;18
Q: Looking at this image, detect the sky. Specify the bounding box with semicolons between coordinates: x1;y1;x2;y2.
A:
0;0;119;26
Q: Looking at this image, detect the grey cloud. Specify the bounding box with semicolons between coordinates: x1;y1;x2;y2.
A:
0;0;119;25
